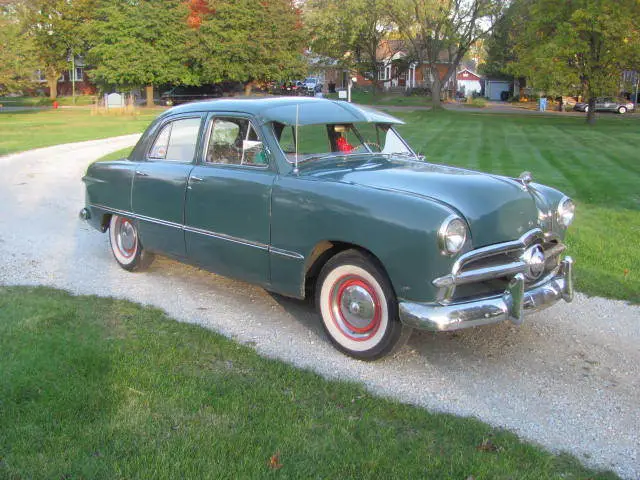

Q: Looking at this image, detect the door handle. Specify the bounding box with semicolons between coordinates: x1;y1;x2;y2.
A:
190;176;204;182
135;170;149;177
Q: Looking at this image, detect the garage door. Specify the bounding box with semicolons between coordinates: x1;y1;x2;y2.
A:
487;81;511;100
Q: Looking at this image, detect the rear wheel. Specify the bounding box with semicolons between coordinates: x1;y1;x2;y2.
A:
109;215;154;271
618;106;627;114
316;250;411;360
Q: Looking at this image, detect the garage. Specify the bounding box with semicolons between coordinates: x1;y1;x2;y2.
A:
485;80;512;101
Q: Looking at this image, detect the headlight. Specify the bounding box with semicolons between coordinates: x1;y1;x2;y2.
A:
438;215;468;255
557;196;575;227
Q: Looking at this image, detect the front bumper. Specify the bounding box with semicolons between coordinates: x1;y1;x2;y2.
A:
399;256;574;332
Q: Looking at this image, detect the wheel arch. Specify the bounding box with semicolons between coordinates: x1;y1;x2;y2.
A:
303;240;394;300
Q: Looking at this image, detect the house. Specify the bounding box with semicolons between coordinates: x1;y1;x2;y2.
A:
33;56;97;97
456;68;481;96
311;40;457;96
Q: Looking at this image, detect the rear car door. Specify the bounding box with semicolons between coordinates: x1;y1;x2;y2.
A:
184;114;275;285
131;114;204;258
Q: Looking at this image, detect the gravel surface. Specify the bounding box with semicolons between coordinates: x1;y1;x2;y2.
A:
1;136;639;479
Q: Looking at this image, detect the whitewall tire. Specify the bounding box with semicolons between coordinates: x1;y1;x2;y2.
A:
316;250;411;360
108;215;154;271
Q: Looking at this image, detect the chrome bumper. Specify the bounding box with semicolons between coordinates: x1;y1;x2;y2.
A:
399;257;574;332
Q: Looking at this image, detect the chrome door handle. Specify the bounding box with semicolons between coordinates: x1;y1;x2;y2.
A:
190;176;204;182
135;170;149;176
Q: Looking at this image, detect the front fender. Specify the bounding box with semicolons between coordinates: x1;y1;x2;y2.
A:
270;176;457;303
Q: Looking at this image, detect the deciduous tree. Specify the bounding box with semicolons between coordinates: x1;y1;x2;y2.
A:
507;0;640;123
21;0;88;99
390;0;504;108
190;0;306;95
305;0;396;95
0;6;37;94
87;0;196;106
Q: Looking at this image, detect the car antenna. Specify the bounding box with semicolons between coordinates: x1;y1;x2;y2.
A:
293;103;299;175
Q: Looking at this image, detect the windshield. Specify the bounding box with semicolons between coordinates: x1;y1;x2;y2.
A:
273;122;414;163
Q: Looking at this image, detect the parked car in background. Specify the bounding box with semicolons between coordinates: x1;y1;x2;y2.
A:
160;85;223;106
81;97;575;360
303;77;322;94
573;97;635;114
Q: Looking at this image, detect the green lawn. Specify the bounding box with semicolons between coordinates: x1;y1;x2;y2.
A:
395;110;640;304
0;286;617;480
0;107;160;155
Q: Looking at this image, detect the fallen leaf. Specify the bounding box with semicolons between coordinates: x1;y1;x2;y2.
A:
476;438;499;452
268;451;283;470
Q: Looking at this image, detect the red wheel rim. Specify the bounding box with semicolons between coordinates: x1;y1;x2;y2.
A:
328;275;382;342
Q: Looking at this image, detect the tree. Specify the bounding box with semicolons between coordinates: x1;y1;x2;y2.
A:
190;0;306;95
508;0;640;123
0;6;38;94
21;0;88;99
390;0;504;108
480;0;530;79
87;0;196;106
305;0;397;95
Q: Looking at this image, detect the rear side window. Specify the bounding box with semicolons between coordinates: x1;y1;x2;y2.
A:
148;117;201;163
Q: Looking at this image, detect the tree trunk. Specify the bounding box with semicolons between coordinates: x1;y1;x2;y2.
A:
586;97;596;125
244;81;254;96
146;85;154;107
431;71;443;109
371;79;379;99
47;76;58;100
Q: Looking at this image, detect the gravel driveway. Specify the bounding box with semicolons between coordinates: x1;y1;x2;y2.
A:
1;136;639;479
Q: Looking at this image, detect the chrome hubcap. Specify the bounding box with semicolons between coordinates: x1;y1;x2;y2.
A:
340;285;376;329
117;219;136;257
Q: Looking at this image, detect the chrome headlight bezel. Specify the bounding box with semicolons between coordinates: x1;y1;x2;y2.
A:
438;215;468;255
557;196;575;228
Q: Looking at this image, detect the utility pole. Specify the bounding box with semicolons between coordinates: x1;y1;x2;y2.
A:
71;53;76;105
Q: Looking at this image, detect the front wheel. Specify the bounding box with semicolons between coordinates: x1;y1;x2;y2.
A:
618;106;627;114
316;250;411;360
108;215;154;271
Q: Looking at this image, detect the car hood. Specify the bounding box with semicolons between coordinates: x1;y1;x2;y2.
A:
299;156;542;247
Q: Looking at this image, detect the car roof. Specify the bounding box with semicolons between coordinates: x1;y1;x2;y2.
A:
160;97;404;126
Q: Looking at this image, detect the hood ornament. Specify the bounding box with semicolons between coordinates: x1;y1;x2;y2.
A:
518;171;533;190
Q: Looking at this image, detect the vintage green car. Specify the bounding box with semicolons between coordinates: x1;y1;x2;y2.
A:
81;97;575;360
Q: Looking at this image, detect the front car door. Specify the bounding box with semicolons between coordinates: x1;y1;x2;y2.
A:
131;114;204;258
184;114;275;285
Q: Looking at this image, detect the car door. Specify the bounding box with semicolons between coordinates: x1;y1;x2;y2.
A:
184;114;275;285
596;98;610;111
131;114;204;258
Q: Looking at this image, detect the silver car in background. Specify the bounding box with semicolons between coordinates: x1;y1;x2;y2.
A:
574;97;635;114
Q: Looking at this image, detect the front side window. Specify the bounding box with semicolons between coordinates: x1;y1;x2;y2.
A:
273;122;413;163
148;117;201;162
204;118;268;167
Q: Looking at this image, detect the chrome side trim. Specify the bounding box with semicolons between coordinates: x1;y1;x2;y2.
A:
183;226;269;250
89;203;303;259
270;247;305;260
400;257;573;332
